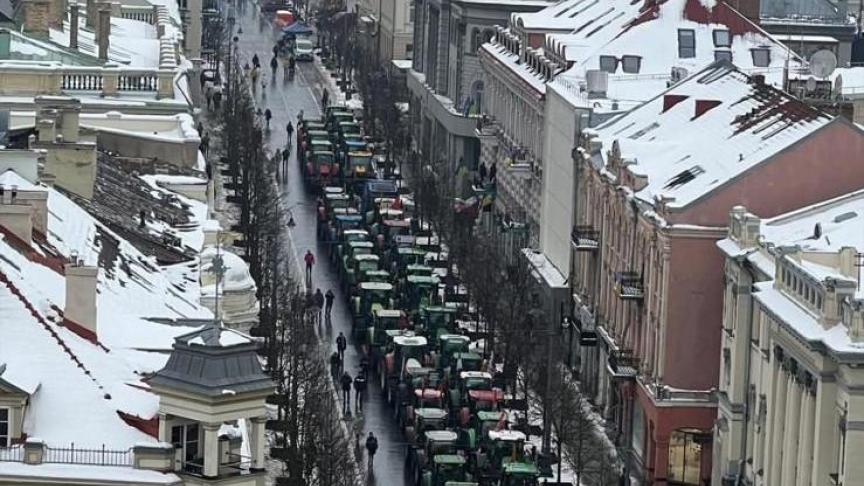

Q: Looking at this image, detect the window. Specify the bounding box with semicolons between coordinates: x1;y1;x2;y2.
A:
668;429;706;485
713;29;731;47
406;43;413;52
678;29;696;58
715;50;733;62
599;55;618;73
470;28;480;52
0;408;8;447
409;3;415;22
752;48;771;67
171;424;200;464
631;405;645;459
621;55;641;74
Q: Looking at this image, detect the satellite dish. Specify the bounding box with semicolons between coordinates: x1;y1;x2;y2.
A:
809;50;837;79
806;76;817;92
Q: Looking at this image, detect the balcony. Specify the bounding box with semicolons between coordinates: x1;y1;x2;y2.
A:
615;271;644;300
571;225;599;251
608;348;639;379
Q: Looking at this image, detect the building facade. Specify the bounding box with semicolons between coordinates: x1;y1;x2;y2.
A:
714;194;864;486
358;0;415;64
408;0;551;171
568;62;864;485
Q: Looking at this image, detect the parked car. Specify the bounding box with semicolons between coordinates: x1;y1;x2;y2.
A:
295;38;314;61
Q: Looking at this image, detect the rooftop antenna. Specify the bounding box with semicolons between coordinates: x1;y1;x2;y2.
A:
810;49;838;79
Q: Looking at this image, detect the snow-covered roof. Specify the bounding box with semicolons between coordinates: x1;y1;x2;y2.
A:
49;16;161;68
591;61;833;209
760;188;864;253
492;0;799;110
0;462;180;485
0;169;214;449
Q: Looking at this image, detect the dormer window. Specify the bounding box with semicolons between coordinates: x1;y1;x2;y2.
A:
678;29;696;58
713;29;731;48
751;48;771;67
715;50;732;62
621;55;642;74
599;55;618;73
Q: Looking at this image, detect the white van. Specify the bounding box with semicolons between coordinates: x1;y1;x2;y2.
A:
295;38;314;61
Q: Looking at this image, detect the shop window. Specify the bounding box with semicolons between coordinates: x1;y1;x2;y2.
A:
668;428;706;485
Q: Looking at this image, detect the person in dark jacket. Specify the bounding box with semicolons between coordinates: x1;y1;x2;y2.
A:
252;53;260;68
330;351;341;379
365;432;378;470
353;374;367;411
340;371;353;413
324;289;335;319
336;332;347;361
313;288;325;323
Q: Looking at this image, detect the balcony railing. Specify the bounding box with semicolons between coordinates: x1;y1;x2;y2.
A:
0;445;24;462
45;443;133;467
608;349;639;379
120;5;156;24
182;453;253;478
571;225;599;251
615;271;644;300
0;63;176;100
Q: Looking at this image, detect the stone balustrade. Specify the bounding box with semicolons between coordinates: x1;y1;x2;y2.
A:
0;62;175;99
120;5;157;24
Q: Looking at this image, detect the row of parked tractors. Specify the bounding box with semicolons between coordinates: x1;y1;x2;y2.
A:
298;106;542;486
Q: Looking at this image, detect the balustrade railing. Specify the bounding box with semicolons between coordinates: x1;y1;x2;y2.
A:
0;445;24;462
118;71;158;91
61;70;104;91
44;443;133;467
120;6;156;24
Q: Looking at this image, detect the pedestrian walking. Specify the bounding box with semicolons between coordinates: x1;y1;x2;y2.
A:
321;88;329;108
200;132;210;157
196;121;203;134
330;351;342;379
365;432;378;470
340;371;353;413
252;53;260;68
272;43;279;57
261;79;267;100
304;250;315;283
199;70;206;89
264;108;272;129
478;161;487;181
313;288;325;324
282;147;290;165
324;289;335;319
353;373;367;411
336;332;347;361
204;81;213;110
286;121;294;139
270;56;278;76
213;86;223;111
489;162;497;182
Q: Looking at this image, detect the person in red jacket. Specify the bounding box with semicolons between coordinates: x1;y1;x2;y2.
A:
304;250;315;283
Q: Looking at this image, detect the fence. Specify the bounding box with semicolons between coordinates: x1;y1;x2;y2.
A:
0;445;24;462
44;443;133;467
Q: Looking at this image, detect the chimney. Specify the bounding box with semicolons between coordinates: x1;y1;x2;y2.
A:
693;99;722;119
97;5;110;61
22;0;51;35
69;4;79;49
662;94;688;112
64;262;99;342
0;192;34;245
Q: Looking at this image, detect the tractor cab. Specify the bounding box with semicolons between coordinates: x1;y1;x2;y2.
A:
338;139;367;165
337;120;362;143
405;407;449;453
420;455;469;486
465;387;503;416
499;461;540;486
437;334;471;370
352;282;394;335
403;274;441;313
413;388;445;409
323;192;352;219
345;253;381;291
414;235;442;254
346;151;374;182
453;372;499;422
382;333;428;399
361;180;400;213
407;264;435;278
340;241;374;278
297;119;325;146
451;352;484;376
305;150;336;188
474;411;506;445
423;306;460;339
395;247;428;273
326;110;354;132
367;309;407;353
330;215;364;261
485;430;529;473
300;129;329;160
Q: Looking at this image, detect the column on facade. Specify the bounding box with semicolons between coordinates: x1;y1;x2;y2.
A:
796;385;815;486
767;357;788;486
250;417;267;470
158;413;169;443
203;422;221;477
810;379;836;484
780;375;802;486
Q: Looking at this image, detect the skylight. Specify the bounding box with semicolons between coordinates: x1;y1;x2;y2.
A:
664;166;705;189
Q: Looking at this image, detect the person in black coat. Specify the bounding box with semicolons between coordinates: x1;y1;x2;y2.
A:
340;372;353;412
365;432;378;469
353;374;367;411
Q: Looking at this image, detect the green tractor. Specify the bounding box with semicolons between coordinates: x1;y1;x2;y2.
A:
412;430;460;486
404;407;449;445
499;461;540;486
423;307;460;342
351;281;394;338
394;246;428;273
366;309;407;364
330;225;366;263
381;332;427;403
436;334;471;370
344;253;380;293
419;454;472;486
454;372;503;426
340;241;374;280
401;274;441;317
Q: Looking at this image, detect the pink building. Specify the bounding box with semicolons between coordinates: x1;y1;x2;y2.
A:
571;61;864;484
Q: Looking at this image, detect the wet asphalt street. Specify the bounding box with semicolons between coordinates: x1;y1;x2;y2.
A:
231;4;410;484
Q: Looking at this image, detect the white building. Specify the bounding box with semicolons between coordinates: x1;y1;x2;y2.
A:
478;0;800;248
715;193;864;486
358;0;415;63
407;0;552;171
